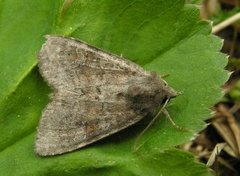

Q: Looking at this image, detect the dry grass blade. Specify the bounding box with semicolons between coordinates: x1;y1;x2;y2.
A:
212;104;240;158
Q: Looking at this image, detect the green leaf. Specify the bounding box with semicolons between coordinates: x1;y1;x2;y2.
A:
0;0;60;104
0;0;227;175
185;0;202;4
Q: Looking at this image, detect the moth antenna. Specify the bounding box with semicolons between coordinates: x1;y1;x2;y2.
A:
162;109;188;132
133;98;170;151
162;108;177;127
133;99;188;151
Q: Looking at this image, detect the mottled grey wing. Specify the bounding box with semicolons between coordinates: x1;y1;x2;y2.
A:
36;35;150;156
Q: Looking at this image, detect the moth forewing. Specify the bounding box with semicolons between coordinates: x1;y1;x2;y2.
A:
36;35;177;156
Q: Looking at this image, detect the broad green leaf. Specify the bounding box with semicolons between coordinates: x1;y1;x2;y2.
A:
0;0;227;175
186;0;202;4
0;0;60;104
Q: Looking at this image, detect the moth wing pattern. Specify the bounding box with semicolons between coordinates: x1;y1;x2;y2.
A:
36;35;153;156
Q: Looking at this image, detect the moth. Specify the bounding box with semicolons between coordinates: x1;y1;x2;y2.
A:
36;35;177;156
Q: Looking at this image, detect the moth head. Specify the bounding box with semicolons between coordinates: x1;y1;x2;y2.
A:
126;72;178;115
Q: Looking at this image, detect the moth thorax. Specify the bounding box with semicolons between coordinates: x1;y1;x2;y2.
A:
126;73;178;115
126;85;168;115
